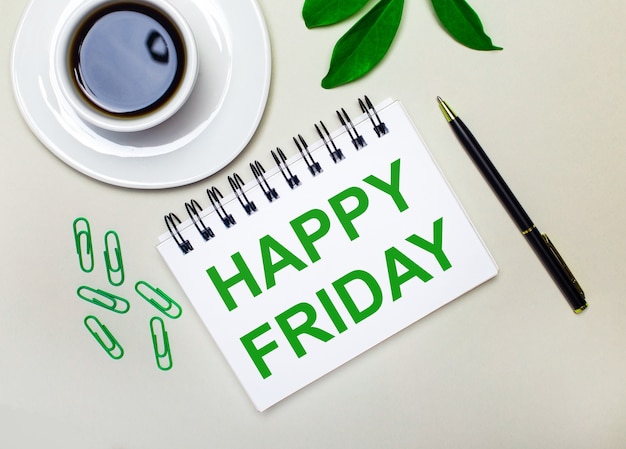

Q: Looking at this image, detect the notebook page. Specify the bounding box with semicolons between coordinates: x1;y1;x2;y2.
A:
156;100;498;411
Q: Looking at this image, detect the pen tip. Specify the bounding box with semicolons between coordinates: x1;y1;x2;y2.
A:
437;97;456;122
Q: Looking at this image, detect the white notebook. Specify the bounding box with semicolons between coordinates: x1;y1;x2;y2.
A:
157;97;498;411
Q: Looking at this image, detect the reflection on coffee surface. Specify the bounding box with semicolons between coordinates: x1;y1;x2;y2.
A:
70;3;185;116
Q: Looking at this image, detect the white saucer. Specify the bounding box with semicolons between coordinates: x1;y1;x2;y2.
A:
11;0;271;189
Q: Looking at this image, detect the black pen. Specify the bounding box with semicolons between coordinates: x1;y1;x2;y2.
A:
437;96;587;313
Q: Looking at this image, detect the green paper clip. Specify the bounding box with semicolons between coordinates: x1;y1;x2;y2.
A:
150;316;172;371
84;315;124;360
104;230;125;286
77;286;130;314
73;217;94;273
135;281;182;319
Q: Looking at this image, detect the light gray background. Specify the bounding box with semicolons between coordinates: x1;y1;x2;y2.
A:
1;0;625;448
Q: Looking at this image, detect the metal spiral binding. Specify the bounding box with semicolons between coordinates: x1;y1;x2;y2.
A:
359;95;388;137
166;95;389;255
164;213;193;254
228;173;257;215
271;147;301;189
251;160;279;202
207;186;236;228
293;134;323;176
337;107;366;149
315;121;344;163
185;199;215;241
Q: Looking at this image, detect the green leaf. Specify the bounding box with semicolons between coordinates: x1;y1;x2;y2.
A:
303;0;371;28
321;0;404;89
431;0;502;50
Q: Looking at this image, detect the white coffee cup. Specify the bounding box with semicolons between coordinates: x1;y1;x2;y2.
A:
53;0;198;132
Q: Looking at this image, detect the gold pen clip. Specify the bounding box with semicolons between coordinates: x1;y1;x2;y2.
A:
541;233;586;301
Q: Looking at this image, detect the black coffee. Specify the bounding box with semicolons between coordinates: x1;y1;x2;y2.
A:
70;3;186;117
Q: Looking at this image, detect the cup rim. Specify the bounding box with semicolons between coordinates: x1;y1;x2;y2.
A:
53;0;198;133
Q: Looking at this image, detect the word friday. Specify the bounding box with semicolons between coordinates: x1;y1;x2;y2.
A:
205;158;452;378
